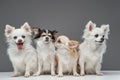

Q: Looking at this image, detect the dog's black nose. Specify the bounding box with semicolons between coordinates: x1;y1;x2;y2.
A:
45;37;49;41
100;38;104;42
18;39;22;43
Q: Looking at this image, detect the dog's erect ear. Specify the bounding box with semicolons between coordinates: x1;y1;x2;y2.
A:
101;24;110;39
52;30;58;35
51;30;58;42
83;21;96;39
32;27;41;39
86;21;96;31
21;22;32;35
33;27;41;35
5;25;15;37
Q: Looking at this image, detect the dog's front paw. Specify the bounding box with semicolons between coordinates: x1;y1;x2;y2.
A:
11;73;19;77
73;73;79;76
58;74;63;77
24;73;30;78
33;72;40;76
80;72;85;76
51;72;56;76
96;72;103;76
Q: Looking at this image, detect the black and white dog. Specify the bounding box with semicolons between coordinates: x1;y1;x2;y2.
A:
33;28;57;76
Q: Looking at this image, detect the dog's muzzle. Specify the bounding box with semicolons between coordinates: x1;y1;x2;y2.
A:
16;39;24;50
99;38;104;43
45;37;49;42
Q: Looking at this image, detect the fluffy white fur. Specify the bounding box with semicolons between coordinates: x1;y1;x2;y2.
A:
79;21;110;76
33;36;56;76
5;22;37;77
55;36;79;77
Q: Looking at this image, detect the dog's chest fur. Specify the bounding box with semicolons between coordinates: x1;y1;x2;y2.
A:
7;44;37;72
8;46;29;72
80;41;106;73
57;49;76;73
37;42;55;72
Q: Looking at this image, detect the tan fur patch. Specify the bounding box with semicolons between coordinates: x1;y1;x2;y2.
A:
33;28;39;35
68;40;80;58
55;54;58;73
55;55;58;68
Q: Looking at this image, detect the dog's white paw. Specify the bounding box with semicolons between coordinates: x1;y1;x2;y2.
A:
33;72;40;76
24;73;30;78
58;74;63;77
80;72;85;76
11;73;19;77
96;72;103;76
51;72;56;76
73;73;79;76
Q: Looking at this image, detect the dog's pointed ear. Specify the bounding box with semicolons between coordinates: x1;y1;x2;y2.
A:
51;30;58;42
101;24;110;39
86;21;96;31
21;22;32;35
5;25;15;37
52;30;58;35
32;27;41;39
32;27;41;35
83;21;96;39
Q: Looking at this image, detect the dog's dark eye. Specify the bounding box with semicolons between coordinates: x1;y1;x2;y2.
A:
48;35;52;38
58;40;61;43
95;34;99;38
41;35;46;37
13;36;17;39
103;35;104;38
22;35;25;38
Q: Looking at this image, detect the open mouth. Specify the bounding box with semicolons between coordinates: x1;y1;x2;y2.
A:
95;41;103;44
16;43;24;50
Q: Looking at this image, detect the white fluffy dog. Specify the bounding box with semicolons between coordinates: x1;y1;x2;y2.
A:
5;22;37;77
55;35;79;77
79;21;110;76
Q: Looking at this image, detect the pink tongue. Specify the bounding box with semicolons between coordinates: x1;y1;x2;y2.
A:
17;45;23;50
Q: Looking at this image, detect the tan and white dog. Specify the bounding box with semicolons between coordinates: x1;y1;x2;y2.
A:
55;35;80;77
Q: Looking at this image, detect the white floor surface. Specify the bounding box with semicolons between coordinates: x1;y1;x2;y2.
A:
0;71;120;80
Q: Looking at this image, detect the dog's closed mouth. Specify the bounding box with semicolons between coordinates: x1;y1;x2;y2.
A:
16;43;24;50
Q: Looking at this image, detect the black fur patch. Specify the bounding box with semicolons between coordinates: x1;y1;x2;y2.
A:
33;28;58;42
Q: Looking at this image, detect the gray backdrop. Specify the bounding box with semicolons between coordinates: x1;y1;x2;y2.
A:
0;0;119;72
